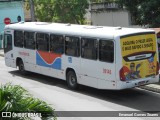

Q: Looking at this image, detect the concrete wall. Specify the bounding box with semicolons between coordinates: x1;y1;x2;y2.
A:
91;10;131;27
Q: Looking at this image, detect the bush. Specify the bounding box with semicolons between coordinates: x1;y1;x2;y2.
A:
0;83;57;120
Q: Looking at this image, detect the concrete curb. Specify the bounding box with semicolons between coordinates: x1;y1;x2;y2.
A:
138;84;160;93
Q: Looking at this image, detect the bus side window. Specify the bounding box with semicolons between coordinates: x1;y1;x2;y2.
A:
65;36;80;57
99;40;114;63
24;31;35;50
4;34;12;53
81;38;97;60
50;34;64;54
14;30;23;48
36;33;49;51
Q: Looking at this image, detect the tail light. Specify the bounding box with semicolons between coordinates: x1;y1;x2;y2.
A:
119;66;129;81
156;61;159;75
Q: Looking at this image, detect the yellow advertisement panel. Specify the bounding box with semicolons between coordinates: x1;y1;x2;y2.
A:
120;33;157;81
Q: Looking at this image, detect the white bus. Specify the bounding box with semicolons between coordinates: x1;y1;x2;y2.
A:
3;22;159;90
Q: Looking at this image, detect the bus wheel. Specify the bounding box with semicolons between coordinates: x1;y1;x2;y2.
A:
18;60;26;75
67;71;78;90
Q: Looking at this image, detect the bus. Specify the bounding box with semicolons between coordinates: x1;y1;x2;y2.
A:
3;22;159;90
0;0;25;49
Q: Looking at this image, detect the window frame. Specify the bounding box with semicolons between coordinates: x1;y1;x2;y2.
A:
4;34;12;53
24;31;35;50
99;39;114;63
14;30;24;48
65;36;80;57
50;34;64;54
36;32;49;52
81;37;98;60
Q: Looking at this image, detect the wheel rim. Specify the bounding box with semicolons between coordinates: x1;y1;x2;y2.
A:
19;63;24;71
69;75;76;86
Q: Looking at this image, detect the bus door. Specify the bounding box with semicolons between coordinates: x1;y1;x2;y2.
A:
4;30;16;68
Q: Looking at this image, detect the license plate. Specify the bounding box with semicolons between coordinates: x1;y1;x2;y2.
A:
138;81;145;85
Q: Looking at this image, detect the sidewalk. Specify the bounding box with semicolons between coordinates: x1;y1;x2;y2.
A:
0;49;160;93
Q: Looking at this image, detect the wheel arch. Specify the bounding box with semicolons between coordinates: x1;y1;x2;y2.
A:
65;68;76;79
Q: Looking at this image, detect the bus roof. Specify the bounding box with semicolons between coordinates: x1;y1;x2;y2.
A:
4;22;155;39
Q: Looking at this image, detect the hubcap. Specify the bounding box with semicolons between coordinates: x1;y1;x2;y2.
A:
19;64;24;71
69;75;76;86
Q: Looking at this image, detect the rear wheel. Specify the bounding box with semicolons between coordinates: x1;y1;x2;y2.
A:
18;60;27;75
66;71;78;90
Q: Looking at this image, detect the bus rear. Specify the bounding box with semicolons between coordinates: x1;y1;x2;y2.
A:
118;32;159;89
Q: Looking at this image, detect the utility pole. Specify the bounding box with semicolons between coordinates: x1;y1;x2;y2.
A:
29;0;35;21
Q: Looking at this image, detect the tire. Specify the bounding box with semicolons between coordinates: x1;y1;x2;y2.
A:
18;60;27;75
66;71;78;90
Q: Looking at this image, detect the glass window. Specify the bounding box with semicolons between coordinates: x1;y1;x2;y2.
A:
4;34;12;53
99;40;114;63
24;32;35;49
65;36;80;57
0;34;2;40
50;34;64;54
14;31;23;47
36;33;49;51
81;38;97;60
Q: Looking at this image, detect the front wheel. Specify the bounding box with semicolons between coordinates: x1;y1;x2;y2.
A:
66;71;78;90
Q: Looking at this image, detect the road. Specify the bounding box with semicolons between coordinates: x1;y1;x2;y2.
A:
0;56;160;120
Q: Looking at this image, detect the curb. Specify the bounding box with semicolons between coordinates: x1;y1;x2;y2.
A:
138;84;160;93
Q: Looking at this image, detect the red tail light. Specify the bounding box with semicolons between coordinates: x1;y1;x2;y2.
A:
119;66;129;81
156;61;159;75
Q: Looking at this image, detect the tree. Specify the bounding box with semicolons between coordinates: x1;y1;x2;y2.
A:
28;0;89;24
117;0;160;27
137;0;160;27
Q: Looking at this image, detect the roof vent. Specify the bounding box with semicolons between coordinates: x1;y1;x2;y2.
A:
66;23;71;26
115;27;122;30
35;22;51;25
19;21;25;24
84;26;97;29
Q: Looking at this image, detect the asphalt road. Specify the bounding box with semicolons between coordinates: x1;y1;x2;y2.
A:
0;56;160;120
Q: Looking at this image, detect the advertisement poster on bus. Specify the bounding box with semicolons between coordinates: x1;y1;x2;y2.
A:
120;33;157;81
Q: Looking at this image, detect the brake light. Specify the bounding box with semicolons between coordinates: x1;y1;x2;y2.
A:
119;66;130;81
156;61;159;75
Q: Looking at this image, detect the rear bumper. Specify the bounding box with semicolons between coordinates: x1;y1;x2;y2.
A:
116;75;159;90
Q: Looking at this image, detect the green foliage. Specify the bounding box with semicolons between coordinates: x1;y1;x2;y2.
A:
0;83;56;120
118;0;160;27
27;0;89;24
137;0;160;27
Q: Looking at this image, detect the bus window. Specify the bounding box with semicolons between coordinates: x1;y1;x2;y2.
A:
14;31;23;48
81;38;97;60
65;36;80;57
36;33;49;51
50;34;64;54
99;40;114;63
24;32;35;50
4;34;12;53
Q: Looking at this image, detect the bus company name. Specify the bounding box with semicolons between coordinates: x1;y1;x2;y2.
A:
19;52;29;56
